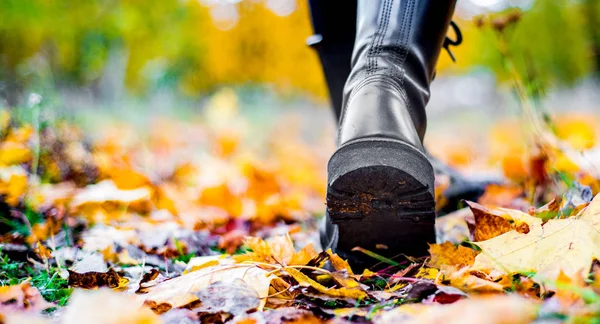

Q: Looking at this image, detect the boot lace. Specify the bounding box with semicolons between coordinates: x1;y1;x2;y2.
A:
443;21;462;62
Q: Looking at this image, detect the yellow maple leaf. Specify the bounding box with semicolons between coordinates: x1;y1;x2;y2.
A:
472;193;600;280
283;267;368;300
233;235;318;266
428;242;479;271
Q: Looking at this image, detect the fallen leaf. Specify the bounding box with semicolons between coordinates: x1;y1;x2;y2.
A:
466;201;542;241
194;279;261;315
136;269;161;294
427;242;479;271
61;289;160;324
440;267;505;293
141;264;276;312
0;141;32;166
183;255;228;274
68;269;126;289
431;285;468;304
435;207;472;244
0;282;55;314
472;193;600;279
326;249;354;275
283;267;368;300
233;235;318;266
466;201;515;241
0;166;28;206
71;180;152;220
375;295;538;324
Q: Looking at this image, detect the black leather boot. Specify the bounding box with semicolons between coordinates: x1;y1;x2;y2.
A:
320;0;458;266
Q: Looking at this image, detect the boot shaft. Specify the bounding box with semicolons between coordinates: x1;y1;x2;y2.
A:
350;0;457;85
340;0;457;147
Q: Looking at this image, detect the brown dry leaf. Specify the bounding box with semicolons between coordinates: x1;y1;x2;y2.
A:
233;235;318;266
61;289;160;324
136;269;161;294
472;193;600;280
0;282;55;314
283;267;368;300
466;201;514;241
466;201;542;241
375;295;538;324
68;269;127;289
141;264;275;311
427;242;479;271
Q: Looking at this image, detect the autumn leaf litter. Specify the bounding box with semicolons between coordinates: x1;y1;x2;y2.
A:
1;91;600;323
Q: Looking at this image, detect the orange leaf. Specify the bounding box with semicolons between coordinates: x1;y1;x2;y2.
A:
428;242;479;270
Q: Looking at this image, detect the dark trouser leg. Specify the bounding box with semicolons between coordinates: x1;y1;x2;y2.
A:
307;0;357;120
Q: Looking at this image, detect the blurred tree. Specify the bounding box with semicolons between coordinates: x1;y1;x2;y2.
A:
0;0;598;106
0;0;326;105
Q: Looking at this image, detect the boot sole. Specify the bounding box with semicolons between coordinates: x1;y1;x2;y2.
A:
325;139;435;267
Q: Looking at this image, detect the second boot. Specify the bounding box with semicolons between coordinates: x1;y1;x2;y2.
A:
321;0;457;266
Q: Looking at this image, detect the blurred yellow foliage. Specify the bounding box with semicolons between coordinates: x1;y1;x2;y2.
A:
0;167;28;206
555;115;597;150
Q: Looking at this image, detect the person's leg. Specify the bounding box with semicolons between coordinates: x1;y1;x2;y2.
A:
308;1;489;216
307;0;356;120
320;0;458;267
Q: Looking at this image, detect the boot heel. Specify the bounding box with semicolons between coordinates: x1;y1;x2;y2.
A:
325;139;436;263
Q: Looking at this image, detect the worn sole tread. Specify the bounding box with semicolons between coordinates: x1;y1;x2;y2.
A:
322;140;436;268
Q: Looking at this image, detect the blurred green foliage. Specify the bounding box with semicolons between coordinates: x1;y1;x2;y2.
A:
470;0;600;94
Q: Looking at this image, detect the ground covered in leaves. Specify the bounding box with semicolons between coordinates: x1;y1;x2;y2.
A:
1;90;600;323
